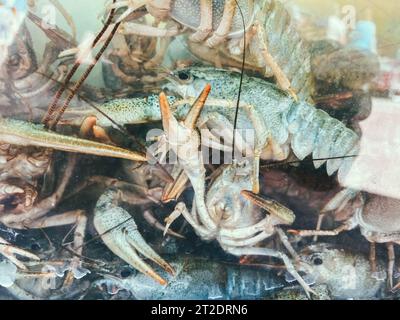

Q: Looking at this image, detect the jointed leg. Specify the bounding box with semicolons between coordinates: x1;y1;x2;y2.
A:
23;209;88;286
219;217;269;239
227;246;316;298
0;236;40;270
199;111;253;155
220;231;274;247
276;227;299;260
288;223;352;237
369;242;377;273
111;61;140;84
49;0;77;41
143;209;184;239
253;23;298;101
313;213;326;242
387;243;395;289
162;166;188;202
108;0;148;23
190;0;213;43
200;125;233;152
207;0;237;47
144;36;172;69
241;103;269;194
69;175;164;206
0;155;77;227
321;188;359;213
120;21;180;37
251;153;260;194
164;202;213;240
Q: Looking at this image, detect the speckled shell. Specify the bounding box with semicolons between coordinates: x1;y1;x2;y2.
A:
170;0;255;37
362;195;400;234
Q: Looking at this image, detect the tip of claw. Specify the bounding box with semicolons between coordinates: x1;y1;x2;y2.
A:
159;92;170;106
159;91;173;131
166;265;176;276
198;83;211;104
129;152;148;162
288;88;298;102
161;189;176;203
149;271;168;286
240;189;254;199
183;84;212;129
240;189;266;209
252;184;260;195
149;263;175;284
159;258;176;276
241;190;295;225
159;92;169;109
161;195;175;203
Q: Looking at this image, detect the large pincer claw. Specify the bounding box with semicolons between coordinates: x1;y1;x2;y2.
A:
94;189;174;285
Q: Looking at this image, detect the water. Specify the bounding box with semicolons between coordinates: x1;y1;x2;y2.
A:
0;0;399;300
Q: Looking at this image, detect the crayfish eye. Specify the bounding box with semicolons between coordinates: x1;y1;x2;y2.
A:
312;255;323;266
177;70;191;81
120;268;132;278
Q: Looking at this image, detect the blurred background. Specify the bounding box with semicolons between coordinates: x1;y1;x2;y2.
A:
17;0;400;88
292;0;400;57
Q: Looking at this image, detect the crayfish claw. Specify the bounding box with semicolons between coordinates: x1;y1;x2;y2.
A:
94;189;174;285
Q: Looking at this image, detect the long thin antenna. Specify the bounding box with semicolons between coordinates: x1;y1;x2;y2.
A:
35;70;173;183
232;0;246;161
49;21;121;129
260;155;358;169
42;0;118;127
